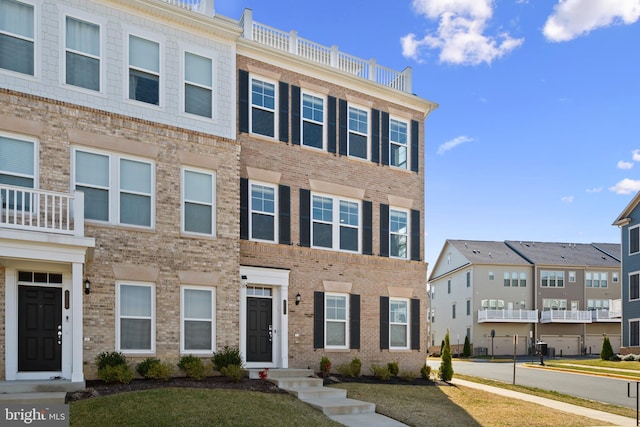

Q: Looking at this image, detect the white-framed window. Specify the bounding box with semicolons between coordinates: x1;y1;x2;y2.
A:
311;193;360;253
302;91;324;149
631;225;640;255
519;272;526;287
117;282;155;353
630;319;640;347
630;272;640;301
503;272;510;287
181;286;215;353
481;299;505;310
586;272;608;288
250;181;276;242
250;75;276;138
184;51;212;118
348;104;368;159
389;117;408;169
613;272;619;283
488;272;494;280
542;298;567;310
389;298;409;349
389;207;408;259
325;293;348;349
0;133;36;211
0;0;34;76
128;34;160;105
541;270;564;287
73;148;154;227
182;168;215;236
64;15;100;91
568;271;576;282
587;299;609;310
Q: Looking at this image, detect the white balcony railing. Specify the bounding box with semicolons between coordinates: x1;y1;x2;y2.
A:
478;309;538;323
160;0;213;16
240;9;412;93
1;184;85;237
540;310;592;323
591;309;622;322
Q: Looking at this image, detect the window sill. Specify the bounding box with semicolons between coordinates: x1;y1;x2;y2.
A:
85;220;156;233
323;348;351;353
180;231;218;240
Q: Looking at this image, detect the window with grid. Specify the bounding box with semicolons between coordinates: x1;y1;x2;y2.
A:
312;194;360;253
348;105;368;159
389;118;408;169
302;92;324;149
389;208;408;259
541;271;564;287
250;182;276;242
390;299;409;349
251;77;275;138
325;293;348;348
65;16;100;91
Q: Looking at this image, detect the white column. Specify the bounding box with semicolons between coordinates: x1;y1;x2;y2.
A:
71;262;85;383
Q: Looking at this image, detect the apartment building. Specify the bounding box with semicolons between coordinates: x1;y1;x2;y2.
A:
0;0;436;388
429;240;621;356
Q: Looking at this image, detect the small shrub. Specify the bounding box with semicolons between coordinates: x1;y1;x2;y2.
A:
439;330;454;382
178;355;208;380
220;364;245;383
624;354;635;362
349;357;362;377
609;354;621;361
212;346;243;371
336;363;352;377
147;361;174;381
97;364;134;384
387;361;399;377
370;365;391;381
399;370;416;381
95;351;127;370
462;335;471;358
601;336;614;361
420;364;432;380
136;357;161;378
319;357;332;378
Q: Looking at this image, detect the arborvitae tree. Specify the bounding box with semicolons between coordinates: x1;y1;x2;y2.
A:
439;330;454;381
441;339;445;355
600;336;614;361
463;335;471;358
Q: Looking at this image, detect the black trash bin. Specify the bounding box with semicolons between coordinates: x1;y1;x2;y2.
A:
536;342;548;357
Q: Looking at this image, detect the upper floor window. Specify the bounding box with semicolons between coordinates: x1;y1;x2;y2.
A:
541;270;564;287
117;282;155;353
312;193;360;253
302;92;324;149
184;51;212;118
0;133;35;209
631;226;640;255
74;148;154;227
348;105;368;159
389;298;409;349
182;168;215;236
389;208;408;259
466;271;471;287
325;293;348;349
586;272;608;288
542;298;567;310
251;77;276;138
389;118;408;169
0;0;34;75
65;16;100;91
568;271;576;282
181;286;215;353
129;34;159;105
613;272;619;283
250;181;276;242
630;272;640;301
488;272;494;280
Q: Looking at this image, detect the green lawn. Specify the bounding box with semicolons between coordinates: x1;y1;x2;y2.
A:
533;357;640;379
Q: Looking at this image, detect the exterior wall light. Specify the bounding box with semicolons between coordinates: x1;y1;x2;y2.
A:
84;278;91;295
295;292;301;305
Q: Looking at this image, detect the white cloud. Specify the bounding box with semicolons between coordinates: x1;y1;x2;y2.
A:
561;196;574;203
618;160;634;170
402;0;524;65
437;135;473;154
609;178;640;195
633;149;640;161
586;186;603;193
543;0;640;42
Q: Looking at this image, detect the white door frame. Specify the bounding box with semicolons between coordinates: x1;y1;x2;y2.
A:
239;266;289;369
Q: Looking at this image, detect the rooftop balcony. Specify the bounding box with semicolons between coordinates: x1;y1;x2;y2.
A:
160;0;214;15
591;308;622;322
540;309;592;324
478;309;538;323
1;184;85;237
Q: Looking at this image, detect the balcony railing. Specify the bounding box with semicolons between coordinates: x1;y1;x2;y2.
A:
540;310;592;323
240;9;412;93
1;184;85;237
160;0;213;16
478;309;538;323
591;309;622;322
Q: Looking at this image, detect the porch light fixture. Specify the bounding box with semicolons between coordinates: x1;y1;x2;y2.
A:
295;293;301;305
84;278;91;295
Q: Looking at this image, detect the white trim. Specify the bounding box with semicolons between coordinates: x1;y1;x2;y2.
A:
300;88;326;151
249;73;278;140
0;0;41;80
179;44;215;121
180;285;216;354
0;130;39;190
116;281;156;354
389;297;410;350
123;28;165;108
239;266;289;369
248;180;278;243
389;206;409;260
629;271;640;302
181;167;216;237
388;115;409;170
630;224;640;256
347;102;370;160
311;192;361;254
324;292;349;349
629;318;640;347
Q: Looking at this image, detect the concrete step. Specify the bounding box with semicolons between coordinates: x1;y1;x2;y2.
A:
0;380;83;393
329;412;407;427
270;377;324;389
302;397;375;416
0;392;67;405
284;386;347;400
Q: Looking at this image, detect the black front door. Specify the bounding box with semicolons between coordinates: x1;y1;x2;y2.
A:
18;286;62;372
246;297;272;362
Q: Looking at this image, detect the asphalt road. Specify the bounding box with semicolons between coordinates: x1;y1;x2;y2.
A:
428;358;639;410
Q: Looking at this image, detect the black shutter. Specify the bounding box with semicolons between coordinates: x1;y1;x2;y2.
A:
410;120;419;172
410;209;420;261
328;96;337;153
240;178;249;240
381;111;390;166
299;189;311;247
411;298;420;350
279;185;291;245
291;85;301;145
371;109;380;164
314;291;324;348
380;296;389;349
239;70;249;133
279;82;289;142
362;201;372;255
379;204;389;257
338;99;347;156
350;294;361;349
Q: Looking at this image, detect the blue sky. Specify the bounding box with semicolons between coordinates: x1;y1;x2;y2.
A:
216;0;640;269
